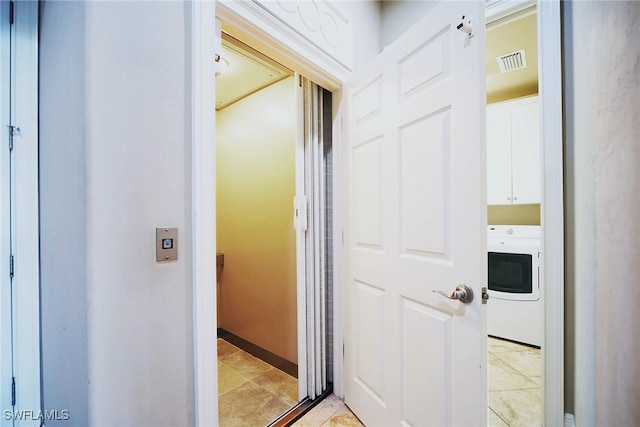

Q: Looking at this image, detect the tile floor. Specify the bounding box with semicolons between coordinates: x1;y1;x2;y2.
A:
217;338;299;426
218;336;540;427
292;394;364;427
295;337;541;427
488;336;542;427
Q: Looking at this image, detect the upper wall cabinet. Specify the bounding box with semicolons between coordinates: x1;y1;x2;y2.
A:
257;0;354;70
487;95;540;205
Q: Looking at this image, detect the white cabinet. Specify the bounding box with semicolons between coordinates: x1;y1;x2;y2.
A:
487;96;540;205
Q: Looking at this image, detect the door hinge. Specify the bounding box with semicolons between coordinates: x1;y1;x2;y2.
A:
10;255;14;278
8;125;20;151
11;376;16;406
9;1;14;25
482;286;489;304
299;74;303;88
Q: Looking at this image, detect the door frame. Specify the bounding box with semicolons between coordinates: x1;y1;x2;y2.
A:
536;2;565;424
486;0;565;424
0;1;41;420
191;2;348;425
191;1;564;425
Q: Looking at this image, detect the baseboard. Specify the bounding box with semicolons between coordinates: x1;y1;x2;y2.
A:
217;328;298;378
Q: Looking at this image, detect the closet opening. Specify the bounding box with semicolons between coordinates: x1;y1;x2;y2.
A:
214;31;334;426
486;5;543;427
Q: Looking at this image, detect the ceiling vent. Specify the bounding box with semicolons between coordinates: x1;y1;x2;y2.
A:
497;49;527;73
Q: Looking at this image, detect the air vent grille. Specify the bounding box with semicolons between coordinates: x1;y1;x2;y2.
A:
497;49;527;73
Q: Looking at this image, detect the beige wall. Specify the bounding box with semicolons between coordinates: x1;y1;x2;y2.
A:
216;77;298;364
488;204;540;225
488;85;538;105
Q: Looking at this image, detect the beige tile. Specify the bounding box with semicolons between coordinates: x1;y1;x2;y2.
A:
493;349;541;378
529;375;542;385
321;406;364;427
218;380;291;426
253;368;299;406
218;360;249;395
488;337;532;353
218;348;274;380
489;354;539;392
292;394;345;427
489;407;509;427
489;388;542;427
217;338;241;359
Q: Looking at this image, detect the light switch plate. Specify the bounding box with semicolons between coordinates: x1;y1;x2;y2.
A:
156;227;178;262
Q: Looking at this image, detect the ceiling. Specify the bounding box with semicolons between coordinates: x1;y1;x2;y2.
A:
216;7;538;109
486;7;538;104
215;35;292;110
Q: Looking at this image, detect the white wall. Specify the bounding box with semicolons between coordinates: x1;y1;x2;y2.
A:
40;2;194;425
379;0;436;48
39;2;89;424
335;0;381;74
563;1;640;425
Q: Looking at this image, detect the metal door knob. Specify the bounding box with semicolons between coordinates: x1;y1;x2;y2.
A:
433;284;474;304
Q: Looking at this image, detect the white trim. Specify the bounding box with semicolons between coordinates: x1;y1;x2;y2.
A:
249;1;354;71
486;0;536;23
538;1;565;425
295;72;309;401
216;1;348;91
191;1;218;426
331;89;345;398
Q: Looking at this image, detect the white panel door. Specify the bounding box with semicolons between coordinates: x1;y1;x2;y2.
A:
343;2;487;426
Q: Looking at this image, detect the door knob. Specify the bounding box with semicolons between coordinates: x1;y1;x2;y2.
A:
433;284;474;304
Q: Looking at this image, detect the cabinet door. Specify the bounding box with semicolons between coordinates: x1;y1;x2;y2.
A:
511;99;540;204
486;103;513;204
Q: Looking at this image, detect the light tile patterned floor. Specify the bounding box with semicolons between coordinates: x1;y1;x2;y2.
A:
218;336;540;426
488;336;542;427
217;338;298;426
292;394;363;427
296;337;541;427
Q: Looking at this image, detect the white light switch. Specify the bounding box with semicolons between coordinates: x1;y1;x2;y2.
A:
156;227;178;262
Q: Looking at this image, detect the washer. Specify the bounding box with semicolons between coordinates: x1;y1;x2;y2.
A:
487;225;542;347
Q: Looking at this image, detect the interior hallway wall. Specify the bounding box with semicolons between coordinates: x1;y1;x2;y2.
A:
39;1;194;425
563;1;640;425
216;77;298;364
39;2;89;424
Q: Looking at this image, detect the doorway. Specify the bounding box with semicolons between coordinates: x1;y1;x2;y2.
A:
213;30;334;425
215;33;299;425
486;4;543;426
192;1;565;425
